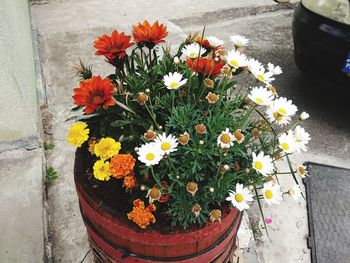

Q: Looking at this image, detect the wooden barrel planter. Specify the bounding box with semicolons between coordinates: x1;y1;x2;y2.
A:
74;147;243;263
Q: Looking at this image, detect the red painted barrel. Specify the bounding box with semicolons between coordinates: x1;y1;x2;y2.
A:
74;147;242;263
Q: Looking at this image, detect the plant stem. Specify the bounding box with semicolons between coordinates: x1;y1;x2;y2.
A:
150;166;162;187
255;189;269;237
145;103;159;128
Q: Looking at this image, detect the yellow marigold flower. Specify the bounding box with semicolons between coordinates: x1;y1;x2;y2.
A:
94;137;121;160
127;199;156;229
67;122;89;147
93;160;111;181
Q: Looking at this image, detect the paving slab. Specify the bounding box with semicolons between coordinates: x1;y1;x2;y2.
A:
0;148;45;262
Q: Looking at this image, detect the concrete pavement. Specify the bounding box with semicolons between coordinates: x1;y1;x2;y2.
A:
30;0;350;262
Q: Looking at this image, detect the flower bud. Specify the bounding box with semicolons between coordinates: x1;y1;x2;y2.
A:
224;164;230;171
140;185;146;191
251;128;260;139
192;203;202;217
145;88;150;93
299;111;310;121
88;137;97;154
173;56;180;64
137;92;148;105
199;140;204;145
186;182;198;196
204;78;214;88
195;124;207;135
206;92;219;104
178;132;190;145
233;162;240;172
219;166;226;174
147;187;161;203
144;130;157;141
248;185;254;191
233;129;244;144
209;209;222;223
209;187;215;192
270;85;278;95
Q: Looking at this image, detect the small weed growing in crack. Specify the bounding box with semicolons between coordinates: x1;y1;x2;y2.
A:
44;142;55;150
45;166;59;185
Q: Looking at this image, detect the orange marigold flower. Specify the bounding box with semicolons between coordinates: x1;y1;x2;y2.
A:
186;57;225;77
127;199;156;229
109;154;136;179
132;20;168;47
94;30;134;60
123;174;138;192
72;76;116;114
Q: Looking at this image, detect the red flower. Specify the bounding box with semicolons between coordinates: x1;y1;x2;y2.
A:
72;76;116;114
195;37;211;49
132;20;168;45
186;57;225;77
94;30;134;60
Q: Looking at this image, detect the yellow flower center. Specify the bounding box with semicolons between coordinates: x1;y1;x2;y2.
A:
298;167;305;174
278;108;287;115
265;189;273;199
161;142;171;151
220;134;231;144
235;193;244;203
255;97;264;103
230;60;239;67
273;112;284;121
281;143;289;151
254;161;263;170
170;82;178;89
189;52;197;58
257;74;265;81
289;189;295;196
146;153;155;161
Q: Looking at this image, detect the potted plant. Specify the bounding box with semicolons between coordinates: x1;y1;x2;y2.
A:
67;20;311;262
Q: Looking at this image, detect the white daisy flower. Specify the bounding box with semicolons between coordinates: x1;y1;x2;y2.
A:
249;63;275;84
293;126;311;152
230;35;249;48
266;97;298;125
247;58;263;72
267;63;283;75
278;132;297;154
217;128;236;148
181;43;206;59
163;72;187;90
252;152;274;177
248;86;274;106
137;143;163;166
288;184;302;201
154;132;178;155
296;164;308;178
299;111;310;121
226;183;254;211
207;36;224;48
262;181;283;205
226;50;247;69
